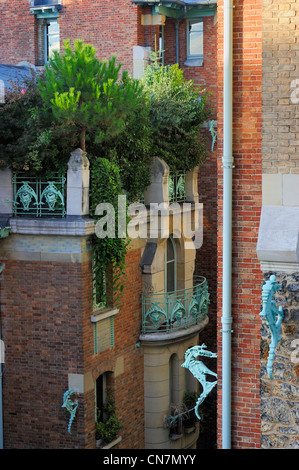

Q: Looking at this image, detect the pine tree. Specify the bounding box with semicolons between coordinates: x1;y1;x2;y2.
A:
38;40;142;152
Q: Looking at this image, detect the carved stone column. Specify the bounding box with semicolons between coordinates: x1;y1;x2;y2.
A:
67;148;90;217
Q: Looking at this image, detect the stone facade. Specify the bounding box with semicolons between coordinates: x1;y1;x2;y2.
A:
259;0;299;450
260;272;299;449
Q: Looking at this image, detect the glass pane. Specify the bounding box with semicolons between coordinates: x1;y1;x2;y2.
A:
167;260;175;292
47;21;60;60
189;20;203;57
167;237;174;262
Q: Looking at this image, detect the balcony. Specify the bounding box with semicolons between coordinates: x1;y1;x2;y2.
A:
12;173;66;218
141;276;209;335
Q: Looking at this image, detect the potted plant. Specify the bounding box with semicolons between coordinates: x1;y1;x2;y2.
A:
166;403;184;440
182;391;200;433
95;391;122;447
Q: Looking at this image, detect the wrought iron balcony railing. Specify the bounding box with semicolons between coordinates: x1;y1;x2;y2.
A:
12;173;66;218
141;276;209;334
168;171;186;203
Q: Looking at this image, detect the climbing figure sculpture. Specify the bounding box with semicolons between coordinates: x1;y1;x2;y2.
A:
181;344;217;420
62;388;78;434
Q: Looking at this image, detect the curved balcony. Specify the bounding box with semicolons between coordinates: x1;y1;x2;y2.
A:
141;276;210;335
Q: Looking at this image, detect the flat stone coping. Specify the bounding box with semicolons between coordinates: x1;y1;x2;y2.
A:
8;217;96;236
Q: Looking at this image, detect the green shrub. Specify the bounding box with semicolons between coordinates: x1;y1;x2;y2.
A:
95;391;122;444
142;59;211;173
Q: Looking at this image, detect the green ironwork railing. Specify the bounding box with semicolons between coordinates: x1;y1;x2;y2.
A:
12;174;66;218
141;276;210;334
168;171;186;203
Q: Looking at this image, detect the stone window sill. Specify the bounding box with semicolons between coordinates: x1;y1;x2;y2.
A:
97;436;122;449
184;58;203;67
91;307;119;323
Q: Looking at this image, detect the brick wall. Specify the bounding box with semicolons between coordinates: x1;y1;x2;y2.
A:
217;0;263;448
1;259;86;448
0;241;144;449
0;0;140;73
59;0;140;75
83;246;144;450
0;0;36;64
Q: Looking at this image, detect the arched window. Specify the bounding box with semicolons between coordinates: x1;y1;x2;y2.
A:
165;235;177;293
95;371;114;421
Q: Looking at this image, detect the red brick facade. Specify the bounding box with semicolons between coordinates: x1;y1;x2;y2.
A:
0;0;272;451
0;246;143;449
216;0;263;448
0;1;36;65
0;1;140;72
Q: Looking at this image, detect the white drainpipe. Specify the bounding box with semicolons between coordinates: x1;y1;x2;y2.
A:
221;0;234;450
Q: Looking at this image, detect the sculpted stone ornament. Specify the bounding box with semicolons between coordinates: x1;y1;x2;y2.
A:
260;274;284;379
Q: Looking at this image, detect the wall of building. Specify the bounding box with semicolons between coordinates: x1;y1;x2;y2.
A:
260;272;299;449
0;0;36;65
59;0;140;75
258;0;299;449
0;207;145;449
83;245;145;450
216;0;263;448
0;0;140;75
0;236;88;448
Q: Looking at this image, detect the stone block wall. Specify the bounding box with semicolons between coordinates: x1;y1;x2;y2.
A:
259;0;299;450
262;0;299;203
260;272;299;449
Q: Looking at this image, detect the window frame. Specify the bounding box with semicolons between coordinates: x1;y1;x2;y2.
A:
44;18;60;64
186;18;204;61
165;235;177;293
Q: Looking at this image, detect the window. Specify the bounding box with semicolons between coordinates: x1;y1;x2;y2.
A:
93;263;107;311
159;25;165;65
169;354;180;405
45;19;60;63
186;19;203;66
34;1;60;5
165;235;177;293
95;372;113;421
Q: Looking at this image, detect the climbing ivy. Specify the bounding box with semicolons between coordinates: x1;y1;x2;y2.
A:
89;157;130;306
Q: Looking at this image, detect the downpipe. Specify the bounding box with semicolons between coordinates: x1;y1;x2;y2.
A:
221;0;234;450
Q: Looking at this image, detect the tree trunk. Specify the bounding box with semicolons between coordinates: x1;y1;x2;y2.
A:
80;127;86;151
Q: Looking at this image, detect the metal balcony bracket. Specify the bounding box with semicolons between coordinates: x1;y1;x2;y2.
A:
181;344;217;420
260;274;284;379
62;388;78;434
